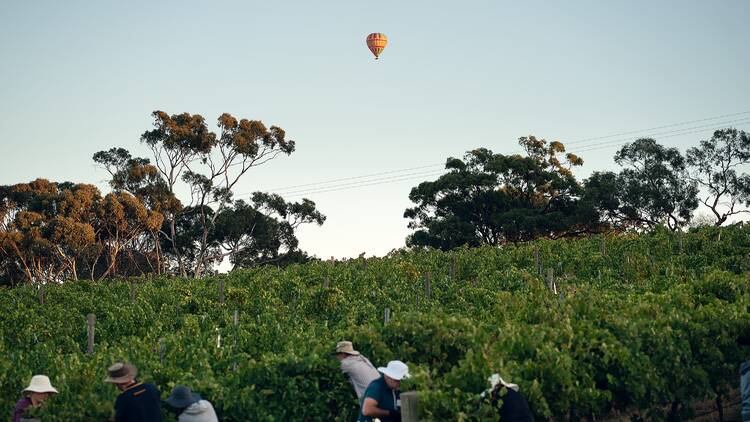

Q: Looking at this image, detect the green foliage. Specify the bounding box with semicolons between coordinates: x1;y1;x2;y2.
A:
404;137;592;250
686;128;750;226
0;225;749;421
613;138;700;230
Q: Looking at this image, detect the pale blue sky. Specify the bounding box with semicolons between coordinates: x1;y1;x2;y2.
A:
1;1;749;259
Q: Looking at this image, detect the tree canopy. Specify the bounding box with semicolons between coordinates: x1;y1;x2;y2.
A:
1;110;324;285
404;136;597;249
686;128;750;226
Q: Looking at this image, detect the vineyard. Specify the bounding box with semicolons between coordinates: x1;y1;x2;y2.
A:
1;225;750;421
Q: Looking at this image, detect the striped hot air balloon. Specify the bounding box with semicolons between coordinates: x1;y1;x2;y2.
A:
366;33;388;60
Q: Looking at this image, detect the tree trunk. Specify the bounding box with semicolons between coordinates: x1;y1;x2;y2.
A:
71;259;78;281
194;208;211;278
153;232;162;275
169;218;186;277
100;245;120;280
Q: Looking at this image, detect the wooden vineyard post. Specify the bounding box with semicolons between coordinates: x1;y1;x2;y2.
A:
678;233;684;254
86;314;96;355
402;391;419;422
218;279;225;305
423;272;431;302
599;237;606;256
384;307;391;325
533;246;541;275
158;338;165;363
38;284;45;305
323;277;330;289
233;309;239;372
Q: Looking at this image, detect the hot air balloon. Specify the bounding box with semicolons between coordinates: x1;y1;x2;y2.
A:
366;33;388;60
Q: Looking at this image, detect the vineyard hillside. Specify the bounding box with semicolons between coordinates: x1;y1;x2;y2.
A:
2;225;750;421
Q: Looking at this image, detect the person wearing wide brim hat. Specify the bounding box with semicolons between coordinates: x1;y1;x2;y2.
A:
332;341;380;400
104;362;163;422
13;375;58;422
358;360;410;422
104;362;138;384
165;385;218;422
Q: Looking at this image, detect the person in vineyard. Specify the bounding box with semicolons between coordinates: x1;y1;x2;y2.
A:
165;385;218;422
332;340;380;400
104;362;163;422
12;375;58;422
736;332;750;421
486;374;534;422
358;360;410;422
741;360;750;422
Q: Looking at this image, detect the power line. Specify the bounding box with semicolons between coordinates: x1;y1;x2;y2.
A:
284;170;447;198
576;122;750;153
277;168;448;196
238;110;750;196
264;163;444;193
572;117;750;151
282;122;749;198
563;109;750;146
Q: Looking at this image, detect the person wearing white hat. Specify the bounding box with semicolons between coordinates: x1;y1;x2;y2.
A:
358;360;410;422
12;375;58;422
332;341;380;400
484;373;534;422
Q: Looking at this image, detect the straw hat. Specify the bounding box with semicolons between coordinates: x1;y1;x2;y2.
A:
23;375;58;394
332;341;360;356
165;385;202;409
104;362;138;384
378;361;410;381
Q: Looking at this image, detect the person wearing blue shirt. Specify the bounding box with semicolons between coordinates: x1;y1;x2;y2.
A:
358;360;410;422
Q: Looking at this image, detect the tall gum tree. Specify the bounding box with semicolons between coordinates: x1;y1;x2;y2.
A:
404;136;591;249
686;128;750;226
613;138;699;231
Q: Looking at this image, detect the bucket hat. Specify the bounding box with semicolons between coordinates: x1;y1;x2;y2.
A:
165;385;202;409
378;360;410;381
23;375;58;394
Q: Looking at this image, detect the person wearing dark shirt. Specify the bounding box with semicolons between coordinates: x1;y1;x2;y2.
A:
358;360;410;422
104;362;163;422
738;332;750;421
487;374;534;422
12;375;58;422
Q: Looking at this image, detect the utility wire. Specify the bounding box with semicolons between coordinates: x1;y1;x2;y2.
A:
264;163;444;193
576;122;750;153
237;111;750;198
563;109;750;146
284;170;447;198
282;122;749;198
278;168;448;196
572;117;750;151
